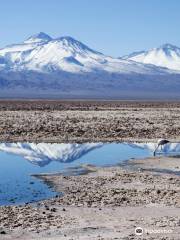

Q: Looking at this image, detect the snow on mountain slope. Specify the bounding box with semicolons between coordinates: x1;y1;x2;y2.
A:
0;33;51;55
0;34;180;99
24;32;52;43
0;33;53;71
122;43;180;71
0;33;175;74
0;142;103;166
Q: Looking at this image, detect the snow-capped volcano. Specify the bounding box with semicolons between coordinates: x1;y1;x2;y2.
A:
0;34;180;99
0;33;174;74
122;43;180;71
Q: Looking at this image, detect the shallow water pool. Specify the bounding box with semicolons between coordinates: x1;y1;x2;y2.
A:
0;141;179;205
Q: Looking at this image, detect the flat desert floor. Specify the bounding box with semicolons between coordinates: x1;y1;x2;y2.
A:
0;100;180;239
0;156;180;240
0;100;180;142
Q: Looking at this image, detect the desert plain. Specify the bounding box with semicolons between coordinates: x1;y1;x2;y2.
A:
0;100;179;240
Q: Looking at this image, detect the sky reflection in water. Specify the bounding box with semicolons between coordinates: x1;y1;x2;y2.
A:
0;142;179;205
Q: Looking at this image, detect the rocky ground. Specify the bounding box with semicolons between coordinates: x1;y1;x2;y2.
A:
128;156;180;173
0;100;180;239
0;160;180;240
0;100;180;142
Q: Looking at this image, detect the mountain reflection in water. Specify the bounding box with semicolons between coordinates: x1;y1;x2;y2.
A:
0;142;179;205
0;142;179;168
0;142;103;167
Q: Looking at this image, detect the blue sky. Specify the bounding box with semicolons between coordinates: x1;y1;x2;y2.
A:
0;0;180;56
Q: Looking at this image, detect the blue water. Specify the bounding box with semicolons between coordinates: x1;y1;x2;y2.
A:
0;142;153;205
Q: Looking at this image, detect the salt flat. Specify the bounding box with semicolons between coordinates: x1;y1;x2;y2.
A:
0;100;180;142
0;100;180;239
0;159;180;240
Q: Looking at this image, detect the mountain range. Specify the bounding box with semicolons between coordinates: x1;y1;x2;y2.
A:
123;43;180;71
0;32;180;99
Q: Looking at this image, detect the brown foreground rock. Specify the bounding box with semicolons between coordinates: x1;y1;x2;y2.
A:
0;100;180;142
0;160;180;240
